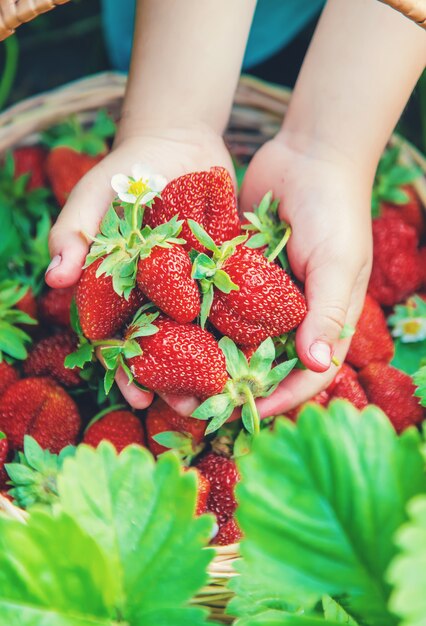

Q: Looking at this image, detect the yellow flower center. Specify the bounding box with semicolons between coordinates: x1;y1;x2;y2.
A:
128;178;149;196
402;320;422;335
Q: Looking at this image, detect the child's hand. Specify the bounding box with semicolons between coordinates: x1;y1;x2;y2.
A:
45;127;235;409
240;135;373;417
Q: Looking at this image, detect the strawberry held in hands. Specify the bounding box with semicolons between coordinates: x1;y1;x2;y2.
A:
82;166;200;324
126;314;228;399
0;377;81;453
189;221;306;345
76;257;145;341
144;167;241;252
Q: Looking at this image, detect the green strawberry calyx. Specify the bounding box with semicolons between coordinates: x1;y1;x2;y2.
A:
243;191;291;267
65;303;160;395
372;145;422;217
152;431;205;465
188;219;248;327
83;198;185;299
5;435;76;509
192;336;297;436
42;110;115;156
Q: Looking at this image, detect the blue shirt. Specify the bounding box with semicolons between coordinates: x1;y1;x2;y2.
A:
101;0;324;72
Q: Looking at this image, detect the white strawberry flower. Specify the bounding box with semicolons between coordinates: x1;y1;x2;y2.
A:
111;164;167;204
392;316;426;343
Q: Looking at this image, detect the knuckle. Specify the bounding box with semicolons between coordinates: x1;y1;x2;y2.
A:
317;302;347;336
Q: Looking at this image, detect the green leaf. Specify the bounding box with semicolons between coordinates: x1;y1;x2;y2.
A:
0;510;118;624
248;338;276;376
219;336;249;380
192;393;232;420
391;338;426;375
191;253;216;280
213;269;239;294
200;285;214;328
57;444;215;622
188;219;218;253
236;612;345;626
0;321;30;360
232;401;426;625
387;495;426;626
152;431;190;450
322;597;359;625
65;342;94;369
413;366;426;407
339;324;355;339
265;358;298;388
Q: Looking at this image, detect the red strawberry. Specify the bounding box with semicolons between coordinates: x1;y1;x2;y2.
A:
346;294;394;369
23;331;80;387
213;517;242;546
209;246;306;346
0;377;81;452
16;288;37;321
358;362;425;432
136;246;200;323
144;167;241;252
145;397;206;457
127;316;228;399
368;215;422;306
186;467;211;516
13;146;46;190
76;257;145;340
39;287;74;328
46;147;103;207
83;410;145;452
0;362;19;397
0;432;9;488
327;364;368;410
381;186;424;238
196;453;239;525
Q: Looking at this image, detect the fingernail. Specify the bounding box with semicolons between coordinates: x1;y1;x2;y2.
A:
45;255;61;274
309;341;331;368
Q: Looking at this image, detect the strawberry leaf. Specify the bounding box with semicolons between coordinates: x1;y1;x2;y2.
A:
387;495;426;626
65;341;94;370
413;365;426;407
230;401;426;624
56;443;216;623
0;510;118;624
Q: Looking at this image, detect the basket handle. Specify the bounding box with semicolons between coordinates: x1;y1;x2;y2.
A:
0;0;70;41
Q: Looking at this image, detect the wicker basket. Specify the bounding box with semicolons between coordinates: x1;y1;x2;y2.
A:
0;71;425;623
0;0;424;40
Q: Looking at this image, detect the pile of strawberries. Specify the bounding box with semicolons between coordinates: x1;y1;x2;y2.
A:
0;114;425;547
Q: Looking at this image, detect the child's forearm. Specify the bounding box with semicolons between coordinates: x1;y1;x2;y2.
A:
281;0;426;177
119;0;256;139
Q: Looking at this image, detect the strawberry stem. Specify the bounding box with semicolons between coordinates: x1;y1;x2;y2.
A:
267;224;292;263
242;384;260;435
91;339;124;348
129;192;148;247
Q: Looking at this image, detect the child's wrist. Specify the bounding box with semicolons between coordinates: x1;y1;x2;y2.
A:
115;115;223;148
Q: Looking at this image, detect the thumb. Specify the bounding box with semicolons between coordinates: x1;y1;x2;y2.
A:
296;262;354;373
45;171;114;288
